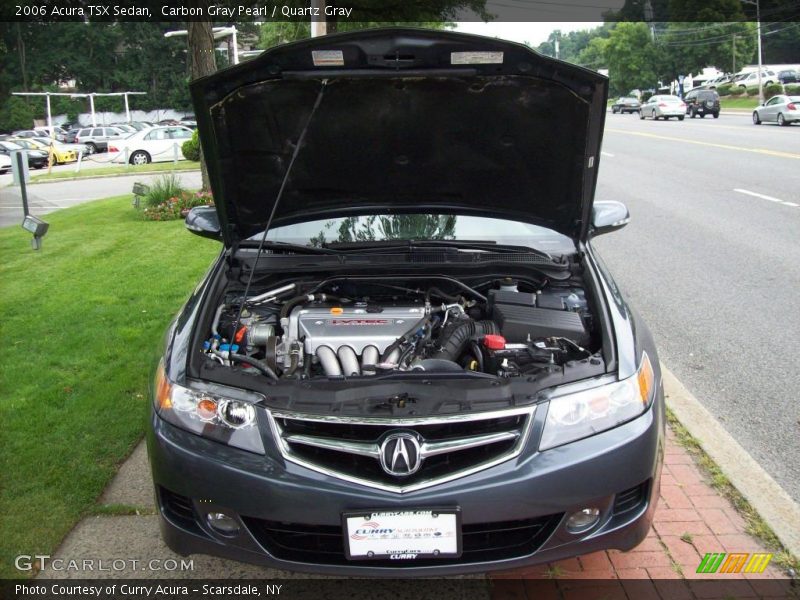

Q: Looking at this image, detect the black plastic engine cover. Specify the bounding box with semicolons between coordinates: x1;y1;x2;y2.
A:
492;303;589;346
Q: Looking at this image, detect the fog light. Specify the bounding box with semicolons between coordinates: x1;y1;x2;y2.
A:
566;508;600;533
206;512;240;535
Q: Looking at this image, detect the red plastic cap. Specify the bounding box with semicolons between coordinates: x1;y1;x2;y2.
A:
482;334;506;350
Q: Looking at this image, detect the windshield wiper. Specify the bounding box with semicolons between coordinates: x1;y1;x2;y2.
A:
324;239;554;261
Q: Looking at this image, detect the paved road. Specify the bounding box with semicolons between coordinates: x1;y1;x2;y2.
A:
0;150;139;188
0;171;201;228
593;111;800;502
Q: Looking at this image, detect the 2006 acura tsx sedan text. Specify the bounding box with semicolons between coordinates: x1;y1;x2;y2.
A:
147;28;665;575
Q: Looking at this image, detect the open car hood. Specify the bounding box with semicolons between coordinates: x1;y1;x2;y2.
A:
190;28;608;247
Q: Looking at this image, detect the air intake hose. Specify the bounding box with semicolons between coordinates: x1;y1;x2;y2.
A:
436;320;499;361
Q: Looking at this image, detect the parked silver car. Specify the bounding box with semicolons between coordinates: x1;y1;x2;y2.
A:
74;126;125;154
639;95;686;121
752;95;800;126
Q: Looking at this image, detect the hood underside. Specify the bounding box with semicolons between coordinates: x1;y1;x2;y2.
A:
190;28;609;246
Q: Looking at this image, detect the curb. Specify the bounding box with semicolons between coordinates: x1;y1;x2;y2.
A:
662;363;800;558
29;167;200;185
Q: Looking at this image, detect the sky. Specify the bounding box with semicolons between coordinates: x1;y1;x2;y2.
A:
454;22;602;46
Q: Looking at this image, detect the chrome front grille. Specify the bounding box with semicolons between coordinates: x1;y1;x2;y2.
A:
266;407;535;493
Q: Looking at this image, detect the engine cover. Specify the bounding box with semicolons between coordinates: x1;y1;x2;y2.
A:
288;304;427;355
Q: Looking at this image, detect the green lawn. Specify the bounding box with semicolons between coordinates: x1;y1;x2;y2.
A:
0;197;219;578
31;161;199;183
720;96;760;110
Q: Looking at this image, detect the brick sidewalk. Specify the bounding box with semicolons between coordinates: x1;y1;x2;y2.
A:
489;425;795;599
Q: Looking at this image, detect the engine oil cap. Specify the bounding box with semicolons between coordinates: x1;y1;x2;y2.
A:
330;307;344;315
482;334;507;350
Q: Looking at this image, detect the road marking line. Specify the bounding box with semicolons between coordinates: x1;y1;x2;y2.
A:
733;188;784;203
607;128;800;160
783;202;799;207
601;151;615;157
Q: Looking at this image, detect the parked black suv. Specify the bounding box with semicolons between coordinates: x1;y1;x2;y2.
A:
684;89;720;119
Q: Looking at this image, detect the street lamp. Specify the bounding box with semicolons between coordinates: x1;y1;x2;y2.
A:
740;0;764;104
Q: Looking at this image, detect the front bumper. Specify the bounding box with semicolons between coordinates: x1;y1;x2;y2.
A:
147;387;664;576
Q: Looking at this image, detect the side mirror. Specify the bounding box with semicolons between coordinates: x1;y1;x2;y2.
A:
591;201;630;237
185;206;222;241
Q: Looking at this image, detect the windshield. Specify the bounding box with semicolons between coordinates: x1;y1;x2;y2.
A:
262;214;576;255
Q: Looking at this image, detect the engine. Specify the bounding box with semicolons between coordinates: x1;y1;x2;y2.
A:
201;277;598;381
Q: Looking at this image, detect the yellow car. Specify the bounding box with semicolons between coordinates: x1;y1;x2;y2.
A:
11;138;78;165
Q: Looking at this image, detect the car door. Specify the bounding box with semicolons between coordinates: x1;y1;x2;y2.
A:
762;96;783;121
142;127;172;161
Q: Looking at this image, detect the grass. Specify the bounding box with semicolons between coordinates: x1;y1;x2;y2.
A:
0;196;219;578
144;173;184;208
666;410;800;575
30;160;198;183
719;96;760;110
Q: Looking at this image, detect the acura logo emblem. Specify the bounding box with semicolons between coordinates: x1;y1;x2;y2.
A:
379;432;422;477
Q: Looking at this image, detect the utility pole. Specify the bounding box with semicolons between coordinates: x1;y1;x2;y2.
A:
311;0;326;37
740;0;764;103
732;34;736;74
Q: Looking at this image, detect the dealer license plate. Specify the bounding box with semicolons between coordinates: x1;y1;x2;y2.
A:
343;508;461;561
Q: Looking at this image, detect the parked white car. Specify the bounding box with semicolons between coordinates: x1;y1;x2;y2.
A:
0;153;11;174
752;95;800;126
108;126;193;165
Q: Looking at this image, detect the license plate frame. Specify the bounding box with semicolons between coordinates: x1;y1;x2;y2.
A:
342;507;462;561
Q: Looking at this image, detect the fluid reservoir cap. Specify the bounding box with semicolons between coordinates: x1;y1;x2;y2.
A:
330;306;344;315
482;334;507;350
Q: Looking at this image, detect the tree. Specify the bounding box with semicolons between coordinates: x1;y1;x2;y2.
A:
186;10;217;192
0;96;35;131
605;22;660;94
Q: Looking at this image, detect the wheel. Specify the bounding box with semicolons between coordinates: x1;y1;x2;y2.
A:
700;113;705;118
678;116;685;121
752;111;761;125
713;112;719;118
130;150;151;165
690;107;697;118
778;113;788;126
85;142;97;155
612;107;618;114
639;110;645;120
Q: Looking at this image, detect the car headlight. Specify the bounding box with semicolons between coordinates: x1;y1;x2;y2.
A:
154;363;265;454
539;353;655;451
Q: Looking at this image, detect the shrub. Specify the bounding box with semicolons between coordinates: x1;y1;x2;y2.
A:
716;83;733;96
764;83;783;100
143;173;184;208
141;189;214;222
182;129;200;162
746;86;762;96
784;83;800;95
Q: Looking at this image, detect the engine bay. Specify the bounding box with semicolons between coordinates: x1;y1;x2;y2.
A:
198;273;604;383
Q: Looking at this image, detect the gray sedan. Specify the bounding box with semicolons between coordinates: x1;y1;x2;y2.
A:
752;95;800;126
639;95;686;120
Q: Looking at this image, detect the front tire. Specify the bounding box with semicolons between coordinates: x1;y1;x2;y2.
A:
753;111;761;125
713;112;719;119
130;150;151;165
678;116;685;121
640;110;645;120
690;107;697;118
